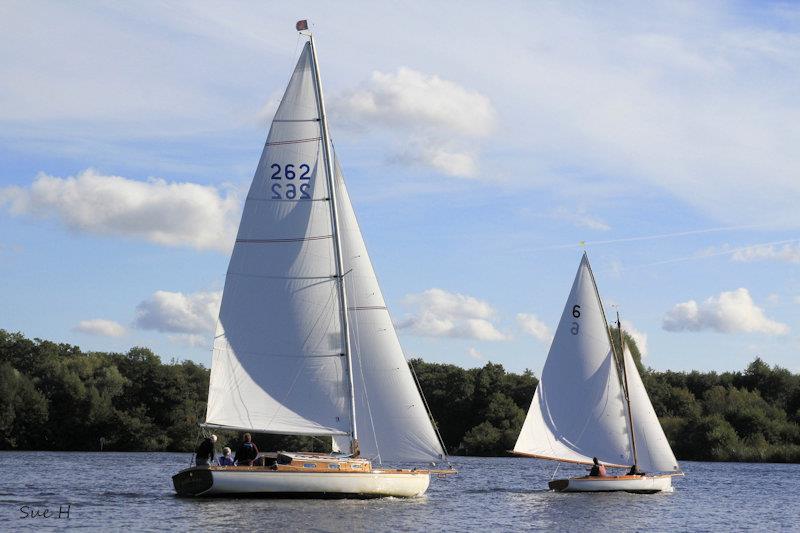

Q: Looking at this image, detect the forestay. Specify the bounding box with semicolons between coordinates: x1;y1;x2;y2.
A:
206;42;350;436
513;254;633;467
623;344;680;472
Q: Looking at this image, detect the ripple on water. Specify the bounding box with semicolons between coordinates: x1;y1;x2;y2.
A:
3;452;800;531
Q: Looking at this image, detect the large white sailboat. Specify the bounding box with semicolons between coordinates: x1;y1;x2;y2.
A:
512;253;682;493
172;22;451;498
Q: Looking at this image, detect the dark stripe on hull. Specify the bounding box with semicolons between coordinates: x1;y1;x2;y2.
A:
548;479;661;494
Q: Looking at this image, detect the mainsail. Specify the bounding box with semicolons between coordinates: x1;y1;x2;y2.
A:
513;254;632;467
205;40;444;463
513;253;680;473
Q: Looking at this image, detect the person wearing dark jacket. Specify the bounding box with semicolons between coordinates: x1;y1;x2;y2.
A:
235;433;259;466
589;457;607;477
195;434;217;466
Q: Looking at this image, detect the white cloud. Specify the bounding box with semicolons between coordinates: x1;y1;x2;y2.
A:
550;207;611;231
167;333;211;348
516;313;553;344
134;290;221;335
621;320;648;358
662;288;788;335
467;347;484;360
0;169;239;252
333;67;495;178
731;243;800;264
336;67;495;136
398;288;507;341
73;319;126;337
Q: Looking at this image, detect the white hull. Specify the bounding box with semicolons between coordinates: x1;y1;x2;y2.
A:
173;467;430;498
550;475;673;493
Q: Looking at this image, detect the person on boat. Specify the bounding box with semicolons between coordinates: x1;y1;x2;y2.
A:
218;447;235;466
627;464;643;476
589;457;607;477
195;434;217;466
235;433;259;466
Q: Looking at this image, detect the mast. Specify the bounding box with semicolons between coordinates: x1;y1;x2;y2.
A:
616;310;639;471
306;28;360;456
583;252;637;469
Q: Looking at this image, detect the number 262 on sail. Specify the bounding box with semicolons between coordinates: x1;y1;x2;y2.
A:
270;163;312;200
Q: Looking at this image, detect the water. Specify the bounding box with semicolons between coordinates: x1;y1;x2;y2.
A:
2;452;798;531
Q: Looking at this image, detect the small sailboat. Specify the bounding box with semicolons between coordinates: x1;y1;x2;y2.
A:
512;253;682;493
172;21;451;498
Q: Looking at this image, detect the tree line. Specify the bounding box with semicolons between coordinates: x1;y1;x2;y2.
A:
2;329;799;462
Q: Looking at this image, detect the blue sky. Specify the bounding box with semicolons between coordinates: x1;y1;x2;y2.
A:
1;1;799;374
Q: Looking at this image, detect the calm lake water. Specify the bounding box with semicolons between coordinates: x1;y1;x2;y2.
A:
2;452;798;531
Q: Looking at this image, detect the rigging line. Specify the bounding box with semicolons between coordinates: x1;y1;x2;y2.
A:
409;358;451;464
349;266;382;464
525;224;768;253
616;237;800;272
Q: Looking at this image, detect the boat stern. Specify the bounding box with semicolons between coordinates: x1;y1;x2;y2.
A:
172;467;214;496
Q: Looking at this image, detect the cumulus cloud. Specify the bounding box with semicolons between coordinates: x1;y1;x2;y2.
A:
516;313;553;344
73;319;126;337
333;68;495;178
134;290;221;334
398;288;507;341
0;169;239;252
662;288;788;335
731;243;800;264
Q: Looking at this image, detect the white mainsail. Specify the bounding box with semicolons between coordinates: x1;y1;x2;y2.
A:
206;42;348;436
622;343;680;472
205;40;444;462
513;254;632;467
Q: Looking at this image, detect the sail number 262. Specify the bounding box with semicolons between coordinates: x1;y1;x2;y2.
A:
571;304;581;335
271;163;311;200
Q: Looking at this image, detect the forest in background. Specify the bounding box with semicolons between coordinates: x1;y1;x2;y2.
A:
2;329;799;462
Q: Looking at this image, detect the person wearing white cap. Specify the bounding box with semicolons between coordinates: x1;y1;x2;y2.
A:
218;447;235;466
195;434;217;466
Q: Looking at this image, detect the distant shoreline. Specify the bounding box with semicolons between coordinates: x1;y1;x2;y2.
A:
2;329;799;463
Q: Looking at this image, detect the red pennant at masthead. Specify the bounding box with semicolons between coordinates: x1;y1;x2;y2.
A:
296;20;308;31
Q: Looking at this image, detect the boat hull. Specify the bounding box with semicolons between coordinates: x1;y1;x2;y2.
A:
549;474;673;494
172;467;430;498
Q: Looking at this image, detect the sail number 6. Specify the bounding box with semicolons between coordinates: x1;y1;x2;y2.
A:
571;304;581;335
271;163;311;200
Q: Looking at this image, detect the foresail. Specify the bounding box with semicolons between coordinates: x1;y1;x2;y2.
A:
205;42;350;436
332;153;445;463
623;345;680;473
513;254;633;467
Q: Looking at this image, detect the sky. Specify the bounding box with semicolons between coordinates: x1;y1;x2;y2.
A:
1;1;799;374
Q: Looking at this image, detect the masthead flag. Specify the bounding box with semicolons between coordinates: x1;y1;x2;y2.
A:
296;20;308;31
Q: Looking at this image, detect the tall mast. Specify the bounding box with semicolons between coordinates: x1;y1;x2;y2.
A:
616;309;639;471
584;251;637;470
306;29;359;456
